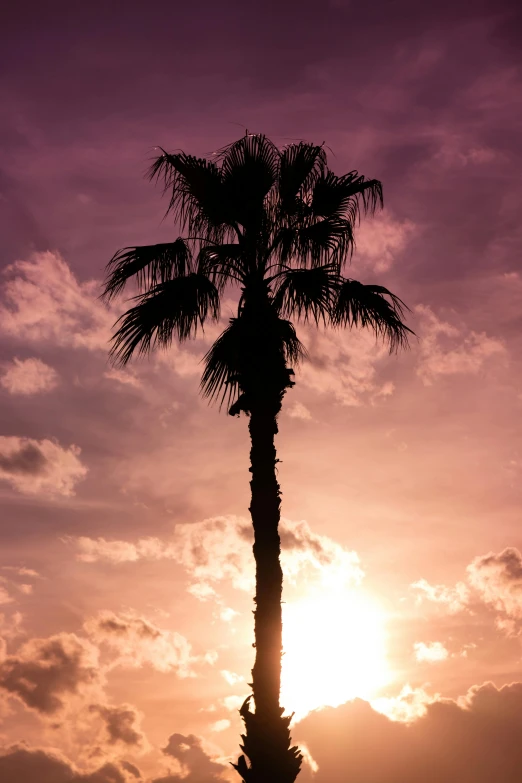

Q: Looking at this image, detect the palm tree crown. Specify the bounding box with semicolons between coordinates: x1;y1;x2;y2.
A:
103;133;411;403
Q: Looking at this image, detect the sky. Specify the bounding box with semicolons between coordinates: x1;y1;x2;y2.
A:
1;0;522;780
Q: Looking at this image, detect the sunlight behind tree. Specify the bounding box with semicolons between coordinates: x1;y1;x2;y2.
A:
281;589;390;722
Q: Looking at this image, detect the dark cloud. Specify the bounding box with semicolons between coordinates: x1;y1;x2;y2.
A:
121;761;141;779
296;683;522;783
0;633;99;714
0;744;136;783
89;704;145;748
0;442;47;475
152;733;229;783
92;615;161;641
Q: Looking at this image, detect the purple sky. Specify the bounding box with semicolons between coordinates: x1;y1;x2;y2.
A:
1;1;522;781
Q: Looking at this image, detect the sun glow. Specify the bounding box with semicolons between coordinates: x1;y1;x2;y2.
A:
281;588;391;721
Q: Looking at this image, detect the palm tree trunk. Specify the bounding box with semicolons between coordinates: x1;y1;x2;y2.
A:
233;399;302;783
249;401;283;716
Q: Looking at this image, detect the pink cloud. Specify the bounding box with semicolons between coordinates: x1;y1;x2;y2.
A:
0;357;58;395
297;325;396;406
415;305;506;385
0;585;13;606
0;252;116;351
0;436;87;497
71;536;168;564
286;401;313;421
89;703;146;749
467;548;522;619
353;211;417;273
296;682;522;782
84;611;195;676
0;633;101;715
0;744;137;783
411;548;522;638
71;516;363;595
152;733;230;783
102;368;142;389
410;578;470;614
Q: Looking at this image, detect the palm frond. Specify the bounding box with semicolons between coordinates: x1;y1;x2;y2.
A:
331;278;413;352
148;150;231;241
196;244;244;290
311;172;383;225
218;134;279;229
272;265;340;324
102;239;192;300
275;217;354;269
278;142;327;215
200;318;243;407
110;274;220;365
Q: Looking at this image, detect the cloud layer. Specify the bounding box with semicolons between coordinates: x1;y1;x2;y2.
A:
296;683;522;783
71;516;363;596
0;745;136;783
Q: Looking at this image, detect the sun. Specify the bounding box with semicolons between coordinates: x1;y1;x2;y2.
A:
280;586;391;721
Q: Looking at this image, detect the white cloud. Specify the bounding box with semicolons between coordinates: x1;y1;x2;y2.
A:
413;641;449;663
220;670;244;686
209;719;230;733
222;695;246;711
286;401;313;420
0;358;58;395
410;578;469;614
371;684;438;723
415;305;506;385
219;607;239;623
0;436;87;497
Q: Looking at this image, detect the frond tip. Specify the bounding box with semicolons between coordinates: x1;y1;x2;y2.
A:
102;239;192;300
109;274;220;365
332;279;414;352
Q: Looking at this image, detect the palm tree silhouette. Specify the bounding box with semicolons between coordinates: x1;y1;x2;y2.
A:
102;133;412;783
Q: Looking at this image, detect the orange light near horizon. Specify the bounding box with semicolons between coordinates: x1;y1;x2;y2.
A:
281;587;391;721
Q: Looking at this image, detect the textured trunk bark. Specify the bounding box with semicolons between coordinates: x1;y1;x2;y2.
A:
249;401;283;717
233;399;302;783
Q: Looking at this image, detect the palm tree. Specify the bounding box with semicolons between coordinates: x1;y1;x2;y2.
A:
102;133;412;783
